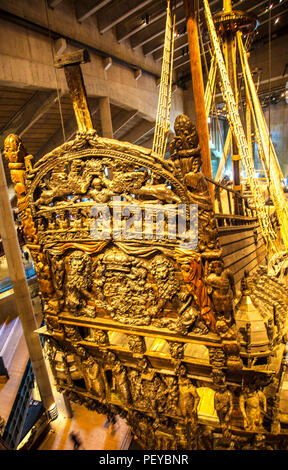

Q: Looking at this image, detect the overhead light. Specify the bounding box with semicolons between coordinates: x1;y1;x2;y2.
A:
274;17;280;24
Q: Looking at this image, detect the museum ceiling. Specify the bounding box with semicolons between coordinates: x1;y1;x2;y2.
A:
0;0;287;195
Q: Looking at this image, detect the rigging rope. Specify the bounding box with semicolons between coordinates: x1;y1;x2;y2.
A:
203;0;279;254
152;0;175;158
238;32;288;251
44;0;66;143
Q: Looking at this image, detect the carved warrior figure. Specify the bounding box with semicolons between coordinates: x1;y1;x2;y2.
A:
177;253;215;331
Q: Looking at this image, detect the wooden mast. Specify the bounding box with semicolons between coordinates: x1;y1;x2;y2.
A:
183;0;214;201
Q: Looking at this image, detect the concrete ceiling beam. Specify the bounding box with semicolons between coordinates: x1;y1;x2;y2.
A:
130;6;185;50
35;102;100;160
153;34;189;62
97;0;152;35
75;0;113;23
115;0;183;43
0;90;61;148
112;109;138;138
120;119;154;145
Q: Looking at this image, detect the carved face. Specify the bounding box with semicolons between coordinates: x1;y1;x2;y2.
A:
174;114;194;137
180;264;191;283
153;262;168;280
4;134;20;163
152;256;171;281
68;251;89;275
91;178;102;191
212;261;224;275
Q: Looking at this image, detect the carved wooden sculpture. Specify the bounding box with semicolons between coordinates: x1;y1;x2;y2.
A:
5;49;288;450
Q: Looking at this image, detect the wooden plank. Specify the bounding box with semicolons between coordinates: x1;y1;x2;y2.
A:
225;243;266;281
224;239;266;266
221;236;257;257
234;253;266;286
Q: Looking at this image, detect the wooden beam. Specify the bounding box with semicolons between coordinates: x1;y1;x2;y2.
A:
99;97;113;138
48;0;64;8
75;0;112;23
54;49;93;133
0;90;60;148
97;0;152;35
183;0;213;188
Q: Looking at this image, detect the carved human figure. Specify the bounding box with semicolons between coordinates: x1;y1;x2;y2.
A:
127;335;146;354
213;370;233;438
129;370;143;404
169;114;213;213
165;376;179;415
169;115;221;256
87;177;110;203
206;259;235;321
4;133;33;178
239;386;267;431
65;250;94;316
50;254;65;300
177;365;200;425
107;352;131;406
34;252;54;297
4;134;26;200
4;134;38;243
83;356;106;399
179;256;215;330
150;254;179;311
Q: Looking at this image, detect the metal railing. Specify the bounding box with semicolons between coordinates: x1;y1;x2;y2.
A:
2;360;34;449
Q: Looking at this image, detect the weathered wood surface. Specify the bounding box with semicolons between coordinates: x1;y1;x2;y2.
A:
219;223;267;288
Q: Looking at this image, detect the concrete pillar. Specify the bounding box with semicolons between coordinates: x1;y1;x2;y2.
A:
99;96;113;138
0;154;56;418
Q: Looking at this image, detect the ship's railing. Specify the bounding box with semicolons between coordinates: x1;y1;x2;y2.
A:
206;176;258;227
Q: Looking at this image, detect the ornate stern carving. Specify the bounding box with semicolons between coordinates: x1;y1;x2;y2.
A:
6;53;287;449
